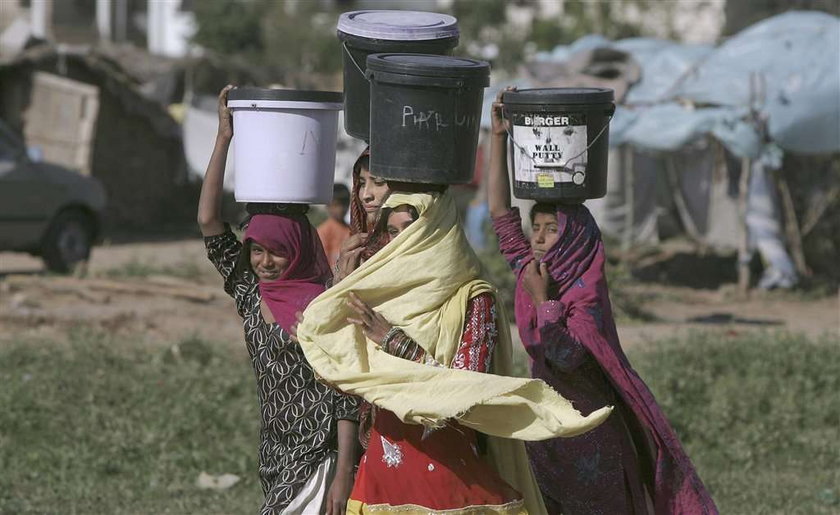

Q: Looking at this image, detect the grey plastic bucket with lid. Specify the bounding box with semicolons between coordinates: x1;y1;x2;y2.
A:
226;87;343;204
365;53;489;185
502;88;615;202
337;10;459;142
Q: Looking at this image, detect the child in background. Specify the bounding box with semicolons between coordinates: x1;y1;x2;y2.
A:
318;183;352;266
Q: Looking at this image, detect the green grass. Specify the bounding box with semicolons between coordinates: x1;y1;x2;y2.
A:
1;330;838;513
0;330;261;514
628;331;840;513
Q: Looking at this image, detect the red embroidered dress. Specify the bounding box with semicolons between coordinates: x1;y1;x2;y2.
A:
348;293;525;515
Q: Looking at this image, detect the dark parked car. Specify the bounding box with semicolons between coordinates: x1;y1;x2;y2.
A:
0;120;106;272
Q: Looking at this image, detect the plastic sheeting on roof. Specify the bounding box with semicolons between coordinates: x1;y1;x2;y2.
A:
483;11;840;158
612;39;713;105
610;103;762;158
674;11;840;154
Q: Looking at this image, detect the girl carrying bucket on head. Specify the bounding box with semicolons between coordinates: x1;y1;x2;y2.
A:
295;182;613;514
198;85;359;515
488;88;718;514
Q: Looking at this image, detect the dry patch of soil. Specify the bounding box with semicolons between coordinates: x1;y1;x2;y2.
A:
2;240;838;349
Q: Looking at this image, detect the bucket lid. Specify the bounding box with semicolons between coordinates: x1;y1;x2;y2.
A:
337;10;459;41
366;53;489;81
228;87;342;104
503;88;615;105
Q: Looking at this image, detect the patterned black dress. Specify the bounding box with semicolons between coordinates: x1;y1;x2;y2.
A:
206;227;359;514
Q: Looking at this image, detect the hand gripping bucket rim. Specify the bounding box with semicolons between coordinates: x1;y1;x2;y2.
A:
227;87;342;204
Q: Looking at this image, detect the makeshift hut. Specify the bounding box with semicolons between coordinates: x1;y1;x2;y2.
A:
483;11;840;290
0;43;189;230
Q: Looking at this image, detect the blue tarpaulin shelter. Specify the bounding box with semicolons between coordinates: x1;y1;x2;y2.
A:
485;11;839;159
480;11;840;289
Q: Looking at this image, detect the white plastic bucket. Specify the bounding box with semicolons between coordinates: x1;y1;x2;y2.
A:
227;88;343;203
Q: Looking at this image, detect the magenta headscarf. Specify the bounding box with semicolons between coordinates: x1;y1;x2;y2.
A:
244;214;331;334
513;204;718;514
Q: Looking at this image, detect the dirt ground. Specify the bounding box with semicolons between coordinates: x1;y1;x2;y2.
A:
2;239;838;349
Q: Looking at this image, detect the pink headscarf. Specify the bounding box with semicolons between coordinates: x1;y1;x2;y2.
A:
244;214;331;334
513;204;718;514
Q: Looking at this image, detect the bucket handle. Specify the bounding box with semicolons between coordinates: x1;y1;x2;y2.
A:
503;107;614;170
342;41;368;80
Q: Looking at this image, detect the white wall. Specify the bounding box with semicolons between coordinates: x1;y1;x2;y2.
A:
617;0;725;44
29;0;51;39
147;0;197;58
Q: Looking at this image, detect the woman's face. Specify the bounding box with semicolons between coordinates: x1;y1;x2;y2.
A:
249;241;290;282
359;167;390;225
531;212;560;260
386;206;416;241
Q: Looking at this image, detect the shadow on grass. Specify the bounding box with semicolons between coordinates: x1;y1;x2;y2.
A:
687;313;784;326
0;269;44;279
631;251;738;290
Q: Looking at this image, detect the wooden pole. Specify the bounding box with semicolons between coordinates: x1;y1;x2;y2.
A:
29;0;53;40
738;157;752;294
774;171;810;277
665;154;705;248
622;147;635;253
96;0;112;42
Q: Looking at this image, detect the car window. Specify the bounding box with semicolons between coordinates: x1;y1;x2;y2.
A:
0;133;18;176
0;130;21;159
0;135;16;159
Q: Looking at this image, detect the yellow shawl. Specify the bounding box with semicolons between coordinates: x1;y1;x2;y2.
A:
297;190;612;514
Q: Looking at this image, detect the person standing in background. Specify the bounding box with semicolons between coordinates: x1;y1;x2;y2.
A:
318;183;352;266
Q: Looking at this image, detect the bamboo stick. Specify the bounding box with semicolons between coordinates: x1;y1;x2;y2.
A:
665;154;705;248
622;147;635;252
738;158;752;294
774;171;809;276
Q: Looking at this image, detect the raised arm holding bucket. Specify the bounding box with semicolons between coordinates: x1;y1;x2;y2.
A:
198;86;360;515
489;88;718;514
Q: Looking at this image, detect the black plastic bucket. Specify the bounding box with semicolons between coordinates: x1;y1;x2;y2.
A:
366;54;490;184
337;10;459;142
503;88;615;202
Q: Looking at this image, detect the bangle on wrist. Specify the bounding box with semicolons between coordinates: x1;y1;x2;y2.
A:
381;326;401;348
